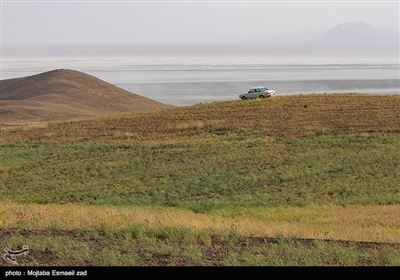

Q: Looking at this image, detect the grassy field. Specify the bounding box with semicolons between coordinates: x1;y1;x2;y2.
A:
1;93;400;266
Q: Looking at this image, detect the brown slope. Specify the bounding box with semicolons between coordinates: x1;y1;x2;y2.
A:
0;69;172;124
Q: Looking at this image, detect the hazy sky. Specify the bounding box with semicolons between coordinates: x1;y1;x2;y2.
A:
1;0;399;45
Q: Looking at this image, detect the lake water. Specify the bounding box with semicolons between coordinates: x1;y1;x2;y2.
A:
2;42;399;106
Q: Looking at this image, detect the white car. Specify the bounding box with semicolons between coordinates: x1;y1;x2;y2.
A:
239;87;276;100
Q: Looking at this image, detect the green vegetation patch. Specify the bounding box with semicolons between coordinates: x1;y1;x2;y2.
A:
1;132;399;209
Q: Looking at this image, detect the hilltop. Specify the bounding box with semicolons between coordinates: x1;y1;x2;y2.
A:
0;69;171;125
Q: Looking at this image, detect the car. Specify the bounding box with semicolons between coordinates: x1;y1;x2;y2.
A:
239;87;276;100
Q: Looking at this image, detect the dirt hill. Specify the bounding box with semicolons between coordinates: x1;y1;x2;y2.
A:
0;69;171;125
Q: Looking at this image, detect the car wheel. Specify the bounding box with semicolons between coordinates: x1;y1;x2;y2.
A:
241;96;247;100
259;95;265;98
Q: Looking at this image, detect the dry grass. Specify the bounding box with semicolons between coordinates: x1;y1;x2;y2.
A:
2;92;399;143
1;201;399;243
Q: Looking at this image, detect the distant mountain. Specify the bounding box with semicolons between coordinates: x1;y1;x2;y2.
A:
318;22;399;41
0;69;171;124
267;22;399;42
268;30;327;42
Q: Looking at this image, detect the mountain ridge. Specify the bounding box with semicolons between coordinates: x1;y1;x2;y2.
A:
267;21;399;42
318;21;399;41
